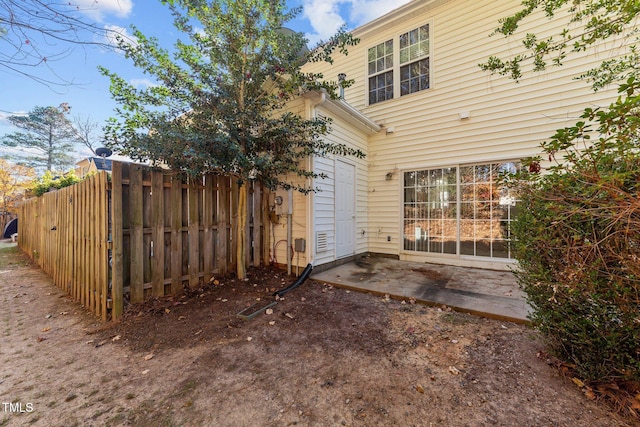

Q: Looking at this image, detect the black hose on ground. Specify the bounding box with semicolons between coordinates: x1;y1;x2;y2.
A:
273;263;313;298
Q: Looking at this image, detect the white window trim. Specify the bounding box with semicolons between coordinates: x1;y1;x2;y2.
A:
365;18;434;107
397;159;520;267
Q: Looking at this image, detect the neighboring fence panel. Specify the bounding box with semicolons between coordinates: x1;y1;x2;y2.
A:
18;162;268;320
18;172;110;320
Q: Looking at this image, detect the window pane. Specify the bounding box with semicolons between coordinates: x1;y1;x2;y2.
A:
410;28;418;44
476;240;491;257
492;240;509;258
399;32;408;48
385;56;393;69
404;171;416;186
368;47;376;62
368;40;393;76
400;25;429;64
400;59;429;95
420;24;429;40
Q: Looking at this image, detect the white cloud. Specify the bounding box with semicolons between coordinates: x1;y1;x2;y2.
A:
348;0;412;26
129;78;158;89
302;0;346;46
103;24;138;49
0;110;27;126
302;0;412;45
71;0;133;21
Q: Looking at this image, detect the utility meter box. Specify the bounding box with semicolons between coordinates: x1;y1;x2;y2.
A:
294;238;306;253
274;188;293;215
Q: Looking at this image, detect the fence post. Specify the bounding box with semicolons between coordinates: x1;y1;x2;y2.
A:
151;170;165;297
111;162;124;319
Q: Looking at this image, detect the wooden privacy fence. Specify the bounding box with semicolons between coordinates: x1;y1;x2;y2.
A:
18;161;269;321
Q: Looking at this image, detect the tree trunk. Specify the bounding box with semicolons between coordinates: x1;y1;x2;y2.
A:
236;183;247;279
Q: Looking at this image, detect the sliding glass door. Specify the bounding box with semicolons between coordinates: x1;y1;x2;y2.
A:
403;162;518;259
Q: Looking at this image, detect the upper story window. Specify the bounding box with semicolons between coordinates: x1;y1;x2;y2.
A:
368;23;431;105
368;40;394;105
400;24;430;96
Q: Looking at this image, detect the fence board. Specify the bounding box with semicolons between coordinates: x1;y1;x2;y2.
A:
188;183;199;289
151;170;164;297
170;174;183;295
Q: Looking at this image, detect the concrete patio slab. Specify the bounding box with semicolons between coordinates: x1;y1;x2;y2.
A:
312;256;531;324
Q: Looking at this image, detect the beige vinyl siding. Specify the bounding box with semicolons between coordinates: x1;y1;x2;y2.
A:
303;0;626;265
271;97;310;269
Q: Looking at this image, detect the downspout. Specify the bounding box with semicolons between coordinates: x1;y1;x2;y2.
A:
287;187;293;276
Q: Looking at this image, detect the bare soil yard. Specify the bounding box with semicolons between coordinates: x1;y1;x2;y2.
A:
0;244;636;426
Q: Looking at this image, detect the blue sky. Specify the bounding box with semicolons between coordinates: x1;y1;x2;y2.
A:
0;0;410;161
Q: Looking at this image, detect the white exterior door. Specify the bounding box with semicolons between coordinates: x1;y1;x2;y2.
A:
335;159;356;258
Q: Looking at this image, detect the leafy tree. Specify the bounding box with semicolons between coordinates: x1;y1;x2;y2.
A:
100;0;363;279
1;104;79;173
482;0;640;398
0;159;35;213
480;0;640;90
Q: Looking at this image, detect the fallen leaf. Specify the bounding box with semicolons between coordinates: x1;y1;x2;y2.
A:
41;327;50;332
142;369;150;374
269;321;276;326
165;308;171;314
415;384;425;393
36;336;46;342
144;353;154;360
571;377;585;388
285;313;294;319
111;335;121;341
448;366;460;375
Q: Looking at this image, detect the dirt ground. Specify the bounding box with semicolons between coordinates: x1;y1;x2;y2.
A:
0;244;637;427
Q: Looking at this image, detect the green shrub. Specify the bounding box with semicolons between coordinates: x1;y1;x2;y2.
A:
31;170;81;197
511;78;640;383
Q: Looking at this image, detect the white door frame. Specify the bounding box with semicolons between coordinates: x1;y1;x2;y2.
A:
335;159;356;259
